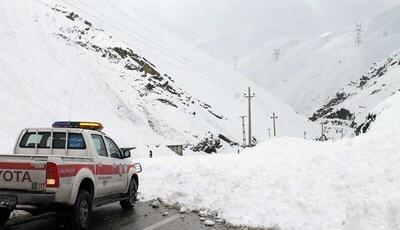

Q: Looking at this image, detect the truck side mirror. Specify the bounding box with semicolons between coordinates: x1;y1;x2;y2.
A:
123;150;131;158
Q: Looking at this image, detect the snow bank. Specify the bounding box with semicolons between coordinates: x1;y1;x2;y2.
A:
139;129;400;229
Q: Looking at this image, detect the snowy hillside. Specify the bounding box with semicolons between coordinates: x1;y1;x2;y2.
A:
0;0;317;152
240;5;400;116
309;49;400;137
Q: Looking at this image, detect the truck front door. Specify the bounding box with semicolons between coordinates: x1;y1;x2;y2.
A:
104;136;128;194
91;134;114;197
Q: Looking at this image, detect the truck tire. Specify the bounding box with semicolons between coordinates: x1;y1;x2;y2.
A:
66;189;92;230
0;209;11;226
120;178;138;210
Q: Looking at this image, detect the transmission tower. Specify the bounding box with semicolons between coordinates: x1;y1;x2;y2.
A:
355;23;363;46
273;48;280;62
233;56;238;69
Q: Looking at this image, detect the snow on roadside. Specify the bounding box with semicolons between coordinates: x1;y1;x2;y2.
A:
139;129;400;229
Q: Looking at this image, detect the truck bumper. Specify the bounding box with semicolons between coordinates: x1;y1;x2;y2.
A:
0;190;55;209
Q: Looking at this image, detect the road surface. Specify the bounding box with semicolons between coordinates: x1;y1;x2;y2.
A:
2;201;238;230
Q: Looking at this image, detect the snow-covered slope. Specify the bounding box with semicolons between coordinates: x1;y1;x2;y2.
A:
0;0;317;152
308;49;400;137
240;5;400;116
368;92;400;134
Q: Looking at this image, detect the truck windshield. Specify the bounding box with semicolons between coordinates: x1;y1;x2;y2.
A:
20;132;86;149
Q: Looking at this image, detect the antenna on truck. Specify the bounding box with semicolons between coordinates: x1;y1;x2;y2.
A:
67;75;82;123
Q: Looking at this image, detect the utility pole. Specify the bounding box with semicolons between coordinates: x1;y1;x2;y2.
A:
321;122;325;137
270;112;278;137
273;48;280;62
239;115;247;146
233;56;238;70
244;87;255;147
355;23;363;46
267;128;271;139
304;131;307;139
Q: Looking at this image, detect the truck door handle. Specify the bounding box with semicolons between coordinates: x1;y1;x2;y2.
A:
97;162;103;167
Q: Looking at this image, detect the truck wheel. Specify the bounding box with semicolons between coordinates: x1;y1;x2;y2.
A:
69;190;92;230
120;178;138;210
0;209;11;226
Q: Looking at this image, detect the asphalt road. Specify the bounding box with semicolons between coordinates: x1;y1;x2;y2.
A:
2;201;238;230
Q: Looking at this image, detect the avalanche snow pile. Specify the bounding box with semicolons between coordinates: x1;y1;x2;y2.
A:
0;0;317;152
140;102;400;229
239;5;400;116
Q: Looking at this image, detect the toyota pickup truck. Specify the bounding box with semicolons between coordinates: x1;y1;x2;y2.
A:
0;121;142;229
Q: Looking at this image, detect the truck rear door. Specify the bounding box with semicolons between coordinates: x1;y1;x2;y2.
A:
0;155;47;192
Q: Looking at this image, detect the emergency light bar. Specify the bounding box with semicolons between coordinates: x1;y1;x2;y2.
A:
52;121;104;131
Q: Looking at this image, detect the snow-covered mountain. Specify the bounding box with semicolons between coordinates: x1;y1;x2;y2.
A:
0;0;318;152
240;5;400;116
309;49;400;137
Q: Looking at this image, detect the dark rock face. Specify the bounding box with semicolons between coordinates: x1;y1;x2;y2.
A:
355;114;377;135
157;99;177;108
192;135;222;154
66;12;79;21
112;47;160;76
208;111;223;119
309;92;350;121
218;134;239;146
325;108;354;120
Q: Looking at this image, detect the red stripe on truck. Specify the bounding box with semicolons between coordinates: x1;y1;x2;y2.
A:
0;162;45;170
0;162;127;177
58;164;120;177
58;164;95;177
96;165;114;175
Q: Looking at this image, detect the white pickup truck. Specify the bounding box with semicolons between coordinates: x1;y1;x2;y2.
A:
0;121;142;229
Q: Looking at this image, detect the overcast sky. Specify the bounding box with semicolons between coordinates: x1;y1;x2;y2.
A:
123;0;399;43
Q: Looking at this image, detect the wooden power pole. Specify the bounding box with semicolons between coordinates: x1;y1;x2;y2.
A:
321;122;324;137
270;112;278;137
239;115;247;146
244;87;255;147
